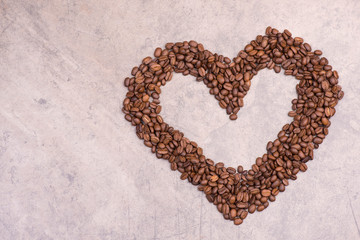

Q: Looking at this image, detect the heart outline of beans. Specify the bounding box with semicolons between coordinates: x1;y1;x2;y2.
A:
122;26;344;225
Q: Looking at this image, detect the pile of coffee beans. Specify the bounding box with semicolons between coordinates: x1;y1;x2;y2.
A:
122;27;344;225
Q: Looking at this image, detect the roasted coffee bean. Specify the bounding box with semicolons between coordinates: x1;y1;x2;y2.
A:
230;114;237;120
234;218;243;225
248;204;256;214
154;48;162;57
230;208;237;218
257;205;265;212
123;27;343;225
261;189;271;197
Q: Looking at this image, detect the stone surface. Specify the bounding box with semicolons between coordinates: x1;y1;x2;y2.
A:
0;0;360;239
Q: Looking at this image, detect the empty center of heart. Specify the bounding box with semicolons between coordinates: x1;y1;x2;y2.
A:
161;69;296;169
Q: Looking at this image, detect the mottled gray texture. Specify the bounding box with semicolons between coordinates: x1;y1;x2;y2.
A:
0;0;359;239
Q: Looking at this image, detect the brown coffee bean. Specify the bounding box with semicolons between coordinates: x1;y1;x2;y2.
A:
125;114;132;122
224;83;233;91
150;64;161;71
154;48;162;57
300;117;309;126
321;117;329;126
240;210;248;219
142;94;150;102
142;115;151;124
314;137;323;144
230;209;237;218
210;175;219;182
198;67;206;77
261;189;271;197
245;44;253;52
229;114;237;120
314;50;323;55
234;218;243;225
257;205;265;212
249;204;256;214
294;37;303;43
284;29;292;37
274;65;281;73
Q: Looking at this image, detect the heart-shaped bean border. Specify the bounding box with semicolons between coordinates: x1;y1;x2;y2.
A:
122;27;344;225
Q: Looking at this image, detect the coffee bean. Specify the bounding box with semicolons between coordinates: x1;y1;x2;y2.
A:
122;27;343;226
261;189;271;197
300;117;309;126
229;114;237;120
142;94;150;102
230;209;237;218
223;83;233;91
274;65;281;73
249;204;256;214
321;117;329;126
210;175;219;182
245;44;253;52
240;210;248;219
150;64;161;71
125;114;132;122
314;50;323;55
154;48;162;57
198;67;206;77
283;29;291;37
257;205;265;212
234;218;243;225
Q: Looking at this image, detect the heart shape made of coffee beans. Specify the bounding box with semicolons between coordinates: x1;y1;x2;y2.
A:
122;27;344;225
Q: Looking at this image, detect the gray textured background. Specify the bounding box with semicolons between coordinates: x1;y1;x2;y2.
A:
1;0;360;239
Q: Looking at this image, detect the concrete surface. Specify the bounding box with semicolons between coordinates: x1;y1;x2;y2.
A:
1;0;360;239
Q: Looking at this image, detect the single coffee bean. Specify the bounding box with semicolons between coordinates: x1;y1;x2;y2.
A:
314;50;323;55
150;64;161;71
230;114;237;120
240;210;248;219
198;67;206;77
154;48;162;57
249;204;256;214
210;175;219;182
261;189;271;197
257;205;265;212
230;209;237;218
245;44;253;52
234;218;243;225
